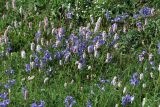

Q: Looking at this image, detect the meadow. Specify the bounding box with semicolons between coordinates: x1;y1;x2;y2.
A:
0;0;160;107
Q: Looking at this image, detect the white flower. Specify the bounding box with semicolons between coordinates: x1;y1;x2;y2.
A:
88;66;91;70
142;98;146;107
44;77;49;84
150;72;154;78
41;38;44;46
70;79;74;84
21;50;26;59
59;60;63;65
118;81;122;87
36;45;42;52
82;52;86;59
148;53;153;61
19;6;23;14
90;15;94;24
28;75;35;81
30;61;35;69
102;31;107;41
94;50;99;58
105;53;112;63
112;23;117;32
78;62;83;70
64;82;67;88
30;42;35;51
158;64;160;72
94;17;102;33
140;73;144;80
111;76;117;86
115;104;118;107
12;0;16;9
142;83;146;88
123;87;127;94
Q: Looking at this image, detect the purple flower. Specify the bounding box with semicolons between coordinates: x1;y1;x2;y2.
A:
87;100;92;107
136;22;142;28
105;11;111;20
0;92;8;99
87;45;94;53
122;94;134;106
66;11;73;19
8;79;16;85
31;102;38;107
139;7;153;17
0;99;10;107
64;96;76;107
130;73;139;86
4;84;10;89
133;14;139;19
25;64;31;73
31;100;45;107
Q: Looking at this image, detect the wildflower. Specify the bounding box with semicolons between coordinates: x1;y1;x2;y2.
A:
148;53;153;61
44;77;49;84
22;87;28;100
8;79;16;85
94;50;99;58
133;14;140;19
19;6;23;15
21;50;26;58
139;7;154;17
64;96;76;107
136;22;142;31
138;54;144;62
130;73;139;86
66;11;73;19
64;82;67;88
59;60;63;65
142;83;146;88
94;17;102;33
12;0;16;9
105;11;111;20
87;100;92;107
31;42;35;51
90;15;94;24
142;98;146;107
36;45;42;52
105;53;112;63
29;22;32;30
115;104;119;107
139;73;144;80
150;72;154;78
0;99;10;106
123;87;127;94
0;92;8;99
122;94;134;106
112;23;118;32
25;64;31;73
28;75;35;80
5;2;9;10
88;45;94;53
111;76;117;86
78;62;83;70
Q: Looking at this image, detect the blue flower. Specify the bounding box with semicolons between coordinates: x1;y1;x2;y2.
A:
64;96;76;107
122;94;134;106
25;64;31;73
87;100;92;107
8;79;16;85
130;73;139;86
66;11;73;19
0;92;8;99
139;7;153;17
105;11;111;20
